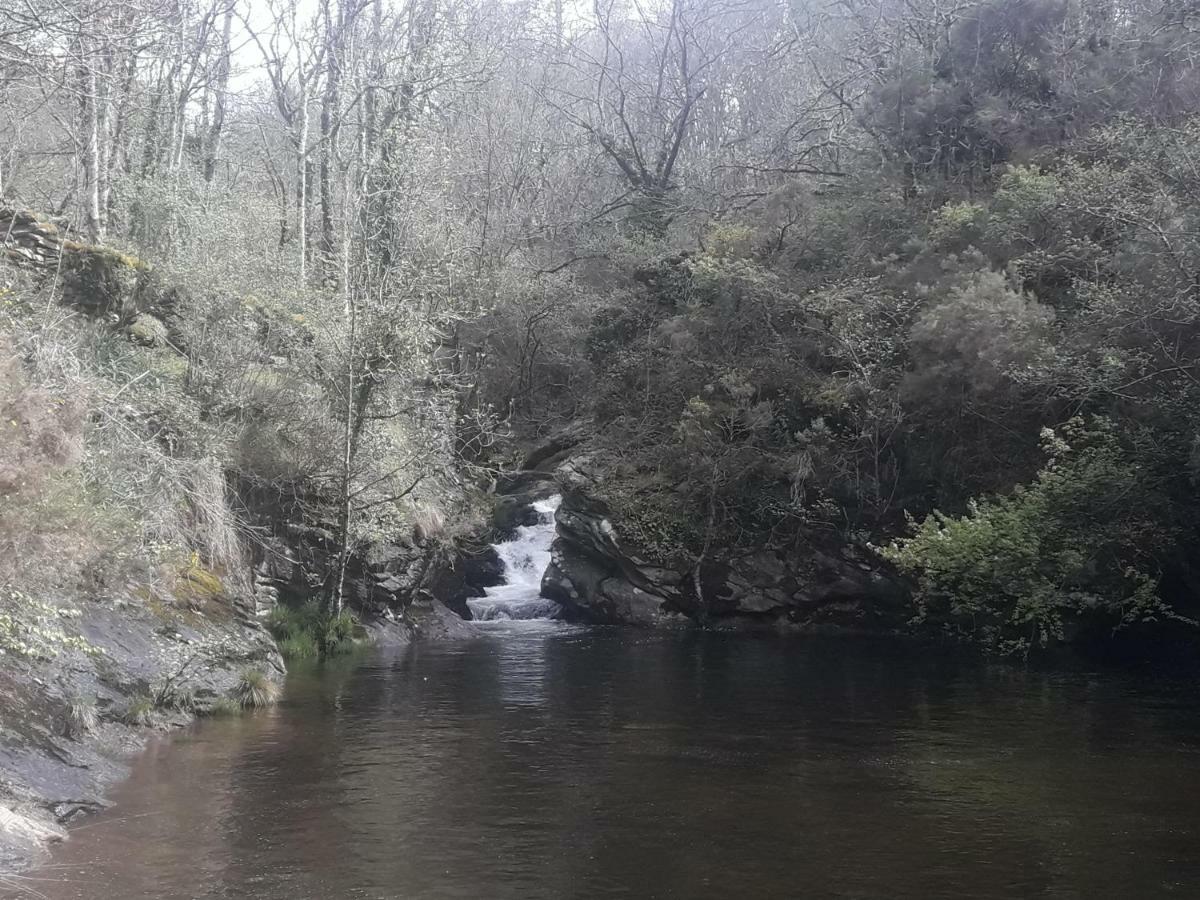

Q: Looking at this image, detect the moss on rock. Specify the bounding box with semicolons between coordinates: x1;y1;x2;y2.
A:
126;314;169;346
173;555;227;609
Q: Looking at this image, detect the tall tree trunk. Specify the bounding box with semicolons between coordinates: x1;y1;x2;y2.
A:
78;38;103;242
319;0;344;282
203;0;235;184
298;81;310;285
329;288;358;620
96;39;114;235
141;82;164;179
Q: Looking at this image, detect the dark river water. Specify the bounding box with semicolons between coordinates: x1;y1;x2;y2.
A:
12;624;1200;899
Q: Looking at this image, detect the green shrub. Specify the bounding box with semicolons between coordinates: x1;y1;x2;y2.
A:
319;610;357;656
277;633;318;659
233;669;279;708
267;601;319;641
881;418;1186;656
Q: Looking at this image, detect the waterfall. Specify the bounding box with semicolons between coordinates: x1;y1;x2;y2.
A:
467;495;562;622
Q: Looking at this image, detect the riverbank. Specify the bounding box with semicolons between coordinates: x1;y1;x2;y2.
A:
0;589;281;874
0;220;495;876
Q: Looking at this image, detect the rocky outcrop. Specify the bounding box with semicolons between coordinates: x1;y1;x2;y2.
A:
0;593;282;872
2;208;195;372
250;521;503;624
1;210;66;267
363;595;482;644
541;481;689;626
541;456;907;632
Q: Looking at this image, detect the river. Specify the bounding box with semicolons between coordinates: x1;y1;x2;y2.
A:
8;501;1200;899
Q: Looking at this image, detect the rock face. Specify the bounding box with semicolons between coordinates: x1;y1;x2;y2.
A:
542;458;907;632
250;523;501;625
1;208;164;323
0;209;66;267
0;595;282;873
541;487;689;626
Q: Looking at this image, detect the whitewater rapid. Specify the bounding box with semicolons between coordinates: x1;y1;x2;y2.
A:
466;495;562;623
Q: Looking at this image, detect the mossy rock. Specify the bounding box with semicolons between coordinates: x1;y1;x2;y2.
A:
61;241;147;271
127;314;169;347
174;560;227;609
59;245;150;321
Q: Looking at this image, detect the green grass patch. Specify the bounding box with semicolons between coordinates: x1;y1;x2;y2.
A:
267;601;358;658
205;697;243;717
278;633;318;659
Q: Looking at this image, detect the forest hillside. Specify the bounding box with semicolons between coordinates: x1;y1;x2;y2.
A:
2;0;1200;660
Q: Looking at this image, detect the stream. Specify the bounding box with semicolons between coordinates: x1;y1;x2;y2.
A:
9;502;1200;899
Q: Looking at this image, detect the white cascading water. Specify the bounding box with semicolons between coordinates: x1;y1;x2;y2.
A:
467;495;562;623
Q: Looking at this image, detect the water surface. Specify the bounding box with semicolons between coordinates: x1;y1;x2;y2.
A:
12;627;1200;899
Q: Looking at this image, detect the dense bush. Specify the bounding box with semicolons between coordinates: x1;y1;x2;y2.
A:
882;419;1186;655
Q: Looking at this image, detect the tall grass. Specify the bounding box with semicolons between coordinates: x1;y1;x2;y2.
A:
65;695;98;739
233;670;279;708
267;601;357;659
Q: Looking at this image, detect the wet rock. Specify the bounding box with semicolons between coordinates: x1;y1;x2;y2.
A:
494;469;556;496
362;597;481;644
520;422;589;472
541;491;683;626
460;546;505;592
492;495;541;538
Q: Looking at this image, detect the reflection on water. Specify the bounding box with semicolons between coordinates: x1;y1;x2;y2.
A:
11;630;1200;899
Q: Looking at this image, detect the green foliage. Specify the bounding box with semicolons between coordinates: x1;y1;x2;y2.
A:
908;271;1056;398
882;419;1185;656
929;202;987;250
500;109;1200;657
277;633;319;660
267;603;317;648
319;610;358;657
267;602;357;659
